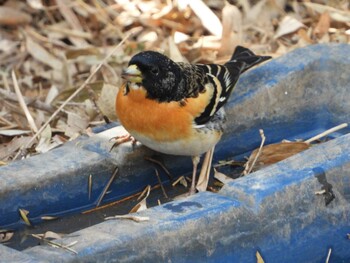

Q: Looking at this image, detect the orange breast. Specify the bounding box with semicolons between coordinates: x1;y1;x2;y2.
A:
116;84;212;142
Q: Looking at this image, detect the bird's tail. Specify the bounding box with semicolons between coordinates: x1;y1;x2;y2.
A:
225;46;271;74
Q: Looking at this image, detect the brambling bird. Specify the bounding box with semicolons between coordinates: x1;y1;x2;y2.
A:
116;46;271;195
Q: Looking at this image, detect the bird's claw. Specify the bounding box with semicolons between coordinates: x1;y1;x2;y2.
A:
110;134;137;151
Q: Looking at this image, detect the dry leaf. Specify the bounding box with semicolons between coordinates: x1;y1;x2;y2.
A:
0;6;31;26
219;3;242;56
275;16;306;39
0;230;14;243
0;136;33;160
304;3;350;23
27;0;45;10
214;169;233;185
314;12;331;38
246;141;310;172
256;251;265;263
65;112;89;138
19;208;31;226
0;130;31;136
56;0;89;47
184;0;223;37
26;36;63;70
97;83;119;121
168;37;187;62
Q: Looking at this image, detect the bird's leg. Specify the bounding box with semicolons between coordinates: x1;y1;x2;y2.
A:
196;146;215;192
110;134;137;151
189;156;200;195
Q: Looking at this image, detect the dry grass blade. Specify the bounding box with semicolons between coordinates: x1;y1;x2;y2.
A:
154;169;168;199
244;129;266;175
31;234;78;254
305;123;348;143
96;167;119;207
0;230;14;243
11;71;38;133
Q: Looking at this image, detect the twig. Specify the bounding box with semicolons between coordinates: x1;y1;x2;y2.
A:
244;129;266;175
144;156;173;181
88;174;92;200
154;168;168;199
19;33;132;155
96;167;118;207
31;234;77;254
105;215;149;222
11;71;38;133
325;248;332;263
305;123;348;144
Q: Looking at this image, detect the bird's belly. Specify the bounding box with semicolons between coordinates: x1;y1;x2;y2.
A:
131;129;222;156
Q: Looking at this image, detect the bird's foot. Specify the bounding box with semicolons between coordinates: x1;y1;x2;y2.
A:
110;134;137;151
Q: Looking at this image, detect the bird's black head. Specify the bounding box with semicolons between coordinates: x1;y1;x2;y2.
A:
122;51;183;102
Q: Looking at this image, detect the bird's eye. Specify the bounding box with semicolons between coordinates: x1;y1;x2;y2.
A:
150;66;159;75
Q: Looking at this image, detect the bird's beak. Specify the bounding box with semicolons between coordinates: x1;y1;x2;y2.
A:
122;64;142;83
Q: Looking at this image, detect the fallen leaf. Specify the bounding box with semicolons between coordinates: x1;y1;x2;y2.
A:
0;130;31;136
304;2;350;23
275;15;306;39
19;208;31;226
0;6;31;26
97;83;119;121
0;230;14;243
219;3;242;56
185;0;223;37
245;141;310;172
214;169;233;185
256;251;265;263
26;36;63;70
27;0;45;10
314;12;331;38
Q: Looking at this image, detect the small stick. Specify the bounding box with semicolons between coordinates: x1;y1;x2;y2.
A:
144;156;173;181
20;33;132;154
154;169;168;199
88;174;92;200
105;215;149;222
31;234;77;254
244;129;266;175
325;248;332;263
305;123;348;144
96;167;118;207
11;71;38;133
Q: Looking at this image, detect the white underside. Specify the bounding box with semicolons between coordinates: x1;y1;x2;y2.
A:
130;130;222;157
